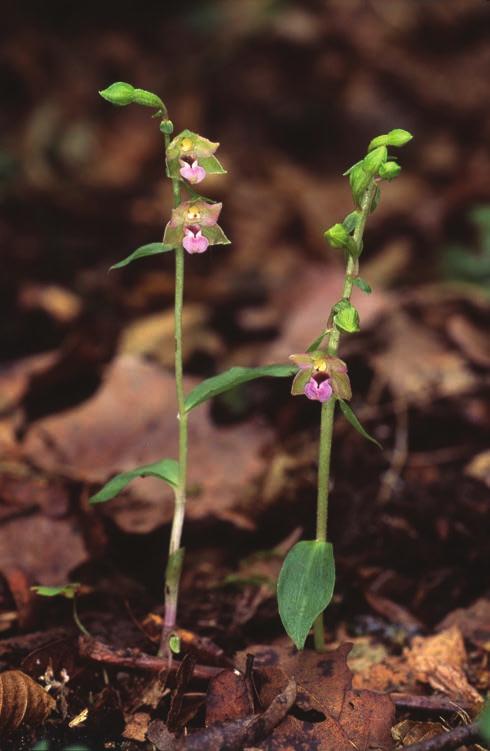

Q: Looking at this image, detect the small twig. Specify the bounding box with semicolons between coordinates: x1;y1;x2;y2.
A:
401;721;481;751
78;636;222;680
391;693;474;713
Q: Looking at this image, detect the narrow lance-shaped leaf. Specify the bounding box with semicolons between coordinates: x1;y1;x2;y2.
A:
110;243;175;270
338;399;382;449
90;458;179;505
184;364;296;413
277;540;335;650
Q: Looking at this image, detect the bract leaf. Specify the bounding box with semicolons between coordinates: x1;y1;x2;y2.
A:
110;243;175;270
90;458;179;504
338;399;382;449
184;364;296;412
352;277;372;293
277;540;335;650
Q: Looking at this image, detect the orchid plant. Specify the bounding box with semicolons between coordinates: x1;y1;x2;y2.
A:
90;82;231;656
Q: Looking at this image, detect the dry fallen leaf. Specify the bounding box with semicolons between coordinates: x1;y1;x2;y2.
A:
23;355;274;533
465;450;490;489
370;312;477;405
238;641;395;751
0;670;56;732
392;718;446;746
404;626;483;709
437;598;490;652
206;668;253;727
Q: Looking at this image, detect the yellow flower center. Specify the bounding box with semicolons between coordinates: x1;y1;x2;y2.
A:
180;138;193;152
186;207;201;222
312;355;328;372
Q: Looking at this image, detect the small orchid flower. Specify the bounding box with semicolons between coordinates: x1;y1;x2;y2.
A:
289;350;352;401
304;373;333;402
163;200;230;251
183;226;209;254
179;158;206;184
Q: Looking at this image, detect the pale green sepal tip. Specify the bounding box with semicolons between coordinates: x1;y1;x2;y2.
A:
379;161;402;180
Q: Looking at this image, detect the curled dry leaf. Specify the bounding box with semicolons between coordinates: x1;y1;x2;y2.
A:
0;670;55;732
404;626;483;709
437;597;490;651
206;668;253;726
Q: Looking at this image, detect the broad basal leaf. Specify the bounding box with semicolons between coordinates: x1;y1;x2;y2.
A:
277;540;335;650
184;364;296;412
338;399;382;449
90;458;179;504
111;243;175;270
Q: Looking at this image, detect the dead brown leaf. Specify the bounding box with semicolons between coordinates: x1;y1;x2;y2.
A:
206;668;253;726
123;711;151;742
404;627;483;709
465;450;490;489
23;355;274;532
238;642;395;751
0;513;87;585
0;669;56;731
370;312;477;405
437;598;490;652
392;719;446;746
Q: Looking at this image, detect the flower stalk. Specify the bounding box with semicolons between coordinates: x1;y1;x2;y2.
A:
313;180;377;651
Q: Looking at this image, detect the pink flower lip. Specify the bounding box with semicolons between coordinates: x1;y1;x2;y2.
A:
182;226;209;254
179;159;206;184
304;373;333;403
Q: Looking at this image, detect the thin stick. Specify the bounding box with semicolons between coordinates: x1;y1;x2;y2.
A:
313;180;377;651
401;722;481;751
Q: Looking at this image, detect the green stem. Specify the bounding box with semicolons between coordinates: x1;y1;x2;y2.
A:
160;131;187;655
72;597;90;638
313;180;377;652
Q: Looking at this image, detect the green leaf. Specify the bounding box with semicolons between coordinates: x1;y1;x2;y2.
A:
184;364;296;413
31;583;81;600
111;243;175;269
352;277;372;294
306;331;328;352
90;459;179;505
338;399;382;448
277;540;335;650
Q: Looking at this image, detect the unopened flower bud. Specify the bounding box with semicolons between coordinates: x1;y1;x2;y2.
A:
324;223;350;248
99;82;136;106
379;161;402;180
160;119;174;135
363;146;387;176
368;128;413;152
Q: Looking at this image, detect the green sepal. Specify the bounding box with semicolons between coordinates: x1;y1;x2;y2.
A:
277;540;336;650
291;367;314;396
379;161;401;180
202;223;231;245
349;163;371;207
110;243;175;270
333;302;360;333
184;364;296;412
343;159;363;177
368;128;413;152
330;370;352;400
362;146;387;176
352;277;372;294
198;155;227;174
31;583;80;600
90;459;179;505
338;399;382;448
